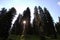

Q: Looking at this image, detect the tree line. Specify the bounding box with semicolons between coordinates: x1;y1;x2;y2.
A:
0;6;59;40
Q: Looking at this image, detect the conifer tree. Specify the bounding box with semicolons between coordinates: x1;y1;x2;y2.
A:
33;6;42;34
22;7;31;34
44;7;56;37
11;14;22;35
0;7;16;40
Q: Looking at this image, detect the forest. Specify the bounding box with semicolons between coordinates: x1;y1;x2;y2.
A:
0;6;60;40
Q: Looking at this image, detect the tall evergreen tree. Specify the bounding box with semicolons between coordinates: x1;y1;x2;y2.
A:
38;6;45;32
0;7;16;40
11;14;23;35
33;6;46;40
44;7;56;37
38;6;48;35
22;7;31;34
33;6;38;34
33;6;42;34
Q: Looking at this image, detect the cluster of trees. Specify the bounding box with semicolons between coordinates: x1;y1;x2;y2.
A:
11;6;56;38
33;6;56;38
0;7;16;40
0;6;58;40
11;7;32;35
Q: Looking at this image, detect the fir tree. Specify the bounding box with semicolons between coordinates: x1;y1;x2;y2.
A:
0;7;16;40
44;7;56;38
11;14;23;35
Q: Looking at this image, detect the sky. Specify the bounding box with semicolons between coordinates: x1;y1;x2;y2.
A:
0;0;60;23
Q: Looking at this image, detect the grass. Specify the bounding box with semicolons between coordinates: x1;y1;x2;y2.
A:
7;34;60;40
8;34;40;40
25;35;40;40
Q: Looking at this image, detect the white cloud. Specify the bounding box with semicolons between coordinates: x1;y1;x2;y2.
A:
57;1;60;6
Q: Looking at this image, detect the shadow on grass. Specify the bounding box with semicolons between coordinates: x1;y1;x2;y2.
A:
7;34;60;40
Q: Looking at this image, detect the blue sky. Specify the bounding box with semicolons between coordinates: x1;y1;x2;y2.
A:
0;0;60;23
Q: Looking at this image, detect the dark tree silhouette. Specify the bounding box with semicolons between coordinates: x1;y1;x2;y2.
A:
55;23;60;34
33;6;46;40
23;7;31;20
0;8;7;15
44;7;56;38
38;6;45;33
38;6;48;36
0;7;16;40
11;14;23;35
22;7;31;34
33;6;39;35
0;8;7;20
